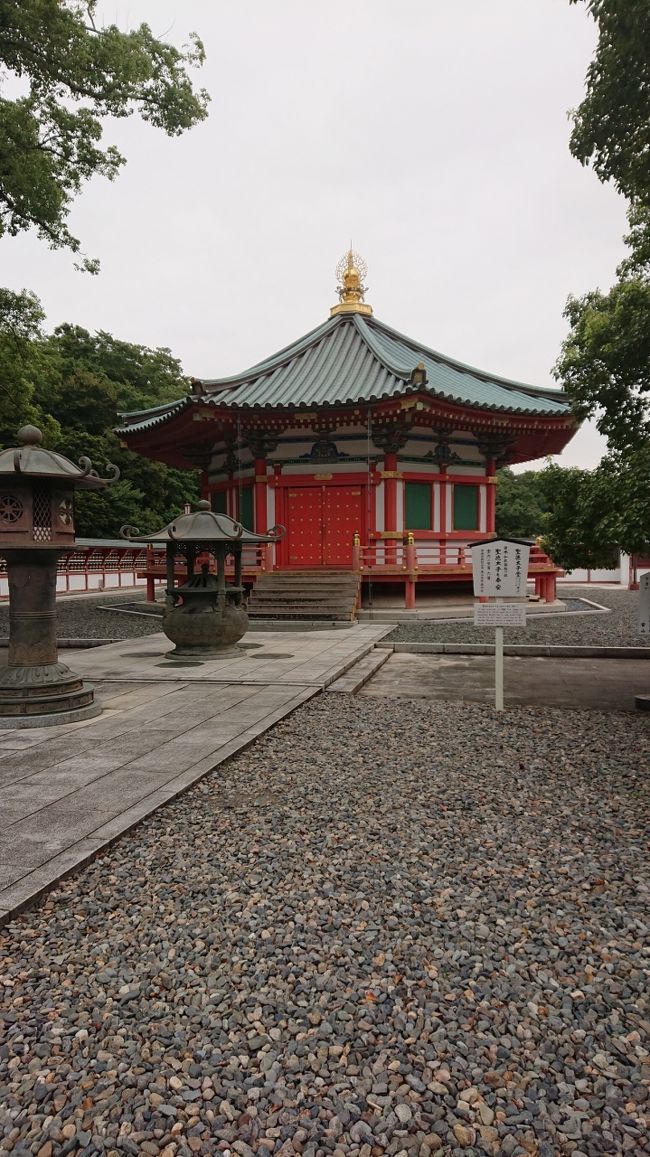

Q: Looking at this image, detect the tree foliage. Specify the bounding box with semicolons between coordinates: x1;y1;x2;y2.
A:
0;287;59;445
540;452;650;569
549;0;650;565
556;239;650;454
0;0;209;267
0;288;198;537
569;0;650;205
495;468;551;539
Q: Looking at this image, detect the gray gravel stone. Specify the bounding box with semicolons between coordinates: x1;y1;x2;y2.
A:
0;694;648;1156
388;586;650;648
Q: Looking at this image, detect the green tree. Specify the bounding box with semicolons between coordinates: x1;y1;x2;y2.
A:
556;245;650;455
0;300;198;537
0;287;59;444
550;0;650;564
495;468;551;539
38;322;198;537
540;451;650;570
569;0;650;205
0;0;209;268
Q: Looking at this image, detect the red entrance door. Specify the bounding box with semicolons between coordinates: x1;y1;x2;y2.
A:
286;488;322;565
323;486;362;565
285;485;364;566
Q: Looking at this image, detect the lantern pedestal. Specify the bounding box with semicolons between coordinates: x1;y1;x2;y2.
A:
0;549;100;728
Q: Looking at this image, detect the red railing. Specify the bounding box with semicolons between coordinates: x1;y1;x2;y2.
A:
0;540;272;601
358;541;471;571
0;541;163;599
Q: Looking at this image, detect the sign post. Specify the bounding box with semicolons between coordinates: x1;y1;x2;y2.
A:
636;574;650;711
470;538;530;712
639;572;650;636
495;600;504;711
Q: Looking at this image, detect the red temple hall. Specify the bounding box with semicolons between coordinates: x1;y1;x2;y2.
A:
118;252;576;609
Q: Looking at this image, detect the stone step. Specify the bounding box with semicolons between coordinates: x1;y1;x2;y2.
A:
253;578;356;587
248;570;360;622
251;591;356;602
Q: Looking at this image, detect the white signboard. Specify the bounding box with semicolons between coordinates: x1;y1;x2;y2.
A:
470;539;530;598
639;573;650;636
474;602;527;627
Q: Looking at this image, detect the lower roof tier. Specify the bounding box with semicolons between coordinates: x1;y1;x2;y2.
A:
119;393;576;472
117;311;576;470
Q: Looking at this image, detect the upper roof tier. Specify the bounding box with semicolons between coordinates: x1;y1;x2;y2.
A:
118;312;570;436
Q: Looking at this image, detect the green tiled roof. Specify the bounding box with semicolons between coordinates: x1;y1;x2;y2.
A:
202;314;569;414
118;313;569;433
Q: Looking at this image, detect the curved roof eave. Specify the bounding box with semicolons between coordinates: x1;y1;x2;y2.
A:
115;396;191;434
362;314;564;400
202;385;567;418
198;316;339;389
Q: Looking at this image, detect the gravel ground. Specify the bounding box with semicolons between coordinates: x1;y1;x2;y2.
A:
388;587;649;648
1;696;648;1157
0;591;163;642
1;586;646;648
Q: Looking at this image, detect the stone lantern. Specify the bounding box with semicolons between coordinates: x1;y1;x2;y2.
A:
0;425;118;726
122;500;284;659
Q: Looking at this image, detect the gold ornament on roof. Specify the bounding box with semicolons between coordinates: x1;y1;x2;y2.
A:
330;247;373;316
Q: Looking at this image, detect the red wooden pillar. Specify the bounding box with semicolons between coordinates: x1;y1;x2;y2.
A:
352;531;361;571
486;458;497;533
384;451;398;564
439;471;448;564
404;532;417;608
145;543;155;603
254;457;267;533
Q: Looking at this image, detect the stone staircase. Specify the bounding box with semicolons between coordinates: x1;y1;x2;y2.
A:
247;571;361;623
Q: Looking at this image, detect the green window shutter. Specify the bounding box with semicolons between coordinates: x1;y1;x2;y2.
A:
453;484;479;530
405;481;432;530
239;485;254;529
211;490;227;515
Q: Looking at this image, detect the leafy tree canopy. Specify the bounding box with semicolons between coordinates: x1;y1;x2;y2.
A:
0;286;59;444
0;288;198;537
549;1;650;567
540;452;650;570
0;0;209;268
556;275;650;453
495;468;551;539
569;0;650;205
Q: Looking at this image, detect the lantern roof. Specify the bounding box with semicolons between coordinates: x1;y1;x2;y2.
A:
0;426;118;490
121;500;283;545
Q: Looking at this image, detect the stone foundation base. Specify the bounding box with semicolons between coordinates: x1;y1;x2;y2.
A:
0;695;102;729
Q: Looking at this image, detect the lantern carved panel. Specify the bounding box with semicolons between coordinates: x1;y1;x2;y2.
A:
32;487;53;542
0;494;24;525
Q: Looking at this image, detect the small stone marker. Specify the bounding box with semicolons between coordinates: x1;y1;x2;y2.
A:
474;603;527;627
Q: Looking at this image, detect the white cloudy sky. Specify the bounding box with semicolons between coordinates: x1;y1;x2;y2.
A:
2;0;628;469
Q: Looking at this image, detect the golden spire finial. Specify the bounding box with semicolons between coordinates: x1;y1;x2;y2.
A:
330;246;372;317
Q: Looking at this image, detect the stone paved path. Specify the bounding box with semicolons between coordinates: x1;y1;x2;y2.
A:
0;626;388;922
363;653;650;711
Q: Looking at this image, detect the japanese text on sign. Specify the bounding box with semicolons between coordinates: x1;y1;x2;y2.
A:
471;540;530;598
474;602;527;627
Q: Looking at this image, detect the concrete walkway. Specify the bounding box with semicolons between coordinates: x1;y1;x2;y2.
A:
362;651;650;711
0;625;388;922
